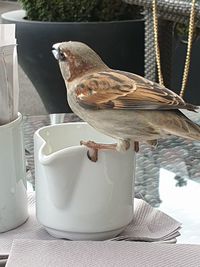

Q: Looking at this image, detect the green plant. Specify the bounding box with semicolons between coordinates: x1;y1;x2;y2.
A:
19;0;142;22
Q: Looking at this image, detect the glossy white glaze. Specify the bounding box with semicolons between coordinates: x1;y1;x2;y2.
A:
0;113;28;232
34;122;135;240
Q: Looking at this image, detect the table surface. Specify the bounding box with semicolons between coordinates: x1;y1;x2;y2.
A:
23;111;200;245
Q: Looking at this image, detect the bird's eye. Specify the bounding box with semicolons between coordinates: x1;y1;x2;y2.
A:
52;47;66;61
59;50;66;61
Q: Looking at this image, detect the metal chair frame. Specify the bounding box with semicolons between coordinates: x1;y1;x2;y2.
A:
124;0;200;88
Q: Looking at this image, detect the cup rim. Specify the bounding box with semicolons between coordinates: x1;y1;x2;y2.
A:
0;112;22;129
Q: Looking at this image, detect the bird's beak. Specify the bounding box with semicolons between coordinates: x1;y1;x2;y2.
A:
52;43;61;60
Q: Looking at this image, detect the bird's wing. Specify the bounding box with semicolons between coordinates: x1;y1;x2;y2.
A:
74;70;197;111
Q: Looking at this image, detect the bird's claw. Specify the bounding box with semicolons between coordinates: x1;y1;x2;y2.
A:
80;140;119;162
134;141;139;152
80;140;139;162
80;140;99;162
87;149;98;162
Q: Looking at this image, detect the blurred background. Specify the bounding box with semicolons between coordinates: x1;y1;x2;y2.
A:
0;0;47;115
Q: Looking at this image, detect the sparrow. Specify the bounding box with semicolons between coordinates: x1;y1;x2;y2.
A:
52;41;200;162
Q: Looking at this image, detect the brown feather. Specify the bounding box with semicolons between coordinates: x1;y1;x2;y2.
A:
74;70;198;111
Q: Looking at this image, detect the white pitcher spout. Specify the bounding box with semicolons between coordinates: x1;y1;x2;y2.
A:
35;125;87;208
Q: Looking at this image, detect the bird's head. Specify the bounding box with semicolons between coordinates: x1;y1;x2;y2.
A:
52;41;108;83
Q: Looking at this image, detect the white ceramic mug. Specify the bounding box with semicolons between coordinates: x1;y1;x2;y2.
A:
0;113;28;232
34;122;135;240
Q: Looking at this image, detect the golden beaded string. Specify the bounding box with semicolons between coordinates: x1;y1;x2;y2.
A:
152;0;196;98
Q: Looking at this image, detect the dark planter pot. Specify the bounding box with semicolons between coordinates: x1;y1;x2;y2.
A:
171;37;200;105
2;10;144;113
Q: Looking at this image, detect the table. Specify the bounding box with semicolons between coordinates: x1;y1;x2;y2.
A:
23;111;200;244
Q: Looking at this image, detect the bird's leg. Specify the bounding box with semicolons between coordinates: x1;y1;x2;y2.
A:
134;141;139;152
81;140;139;162
116;140;139;153
80;140;118;162
81;140;131;162
80;140;118;150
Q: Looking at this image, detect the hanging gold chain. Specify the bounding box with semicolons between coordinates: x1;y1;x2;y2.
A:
152;0;196;98
152;0;164;86
180;0;196;97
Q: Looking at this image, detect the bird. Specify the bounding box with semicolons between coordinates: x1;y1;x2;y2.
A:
52;41;200;162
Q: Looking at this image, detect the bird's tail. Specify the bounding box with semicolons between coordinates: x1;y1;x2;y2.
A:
169;110;200;141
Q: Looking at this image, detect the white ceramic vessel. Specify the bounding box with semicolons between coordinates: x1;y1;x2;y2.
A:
0;113;28;232
34;122;135;240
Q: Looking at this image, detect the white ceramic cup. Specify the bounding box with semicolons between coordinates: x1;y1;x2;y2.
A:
0;113;28;232
34;122;135;240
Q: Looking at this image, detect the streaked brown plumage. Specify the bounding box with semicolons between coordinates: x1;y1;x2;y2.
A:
52;41;200;159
